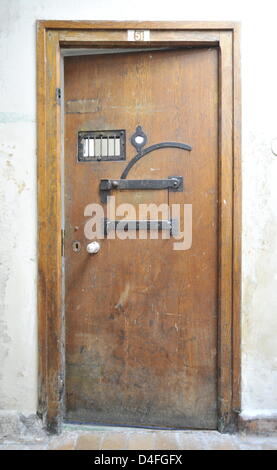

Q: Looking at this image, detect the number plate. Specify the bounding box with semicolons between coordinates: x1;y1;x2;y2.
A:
127;30;150;41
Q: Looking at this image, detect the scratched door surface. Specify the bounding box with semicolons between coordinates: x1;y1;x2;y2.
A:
64;48;219;429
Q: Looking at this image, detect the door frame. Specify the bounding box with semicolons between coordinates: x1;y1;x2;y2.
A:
37;20;241;433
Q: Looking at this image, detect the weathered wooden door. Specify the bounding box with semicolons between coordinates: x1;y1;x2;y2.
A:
64;47;218;429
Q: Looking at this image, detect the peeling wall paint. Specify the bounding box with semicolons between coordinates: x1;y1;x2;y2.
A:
0;122;37;413
0;0;277;417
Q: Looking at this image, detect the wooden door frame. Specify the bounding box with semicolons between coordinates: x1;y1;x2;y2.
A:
37;20;241;433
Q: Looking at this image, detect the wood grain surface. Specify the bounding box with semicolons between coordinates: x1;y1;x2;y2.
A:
64;48;219;428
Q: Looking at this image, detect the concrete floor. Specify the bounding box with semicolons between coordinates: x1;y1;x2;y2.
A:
0;425;277;450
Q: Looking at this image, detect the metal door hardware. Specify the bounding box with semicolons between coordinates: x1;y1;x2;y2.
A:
99;126;191;202
102;218;179;237
100;176;183;203
56;87;62;105
121;126;192;179
87;241;101;254
130;125;147;153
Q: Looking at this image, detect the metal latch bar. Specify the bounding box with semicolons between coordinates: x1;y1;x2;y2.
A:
100;176;183;203
103;218;179;237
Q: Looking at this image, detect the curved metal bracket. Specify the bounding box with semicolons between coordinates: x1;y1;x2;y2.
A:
121;141;192;179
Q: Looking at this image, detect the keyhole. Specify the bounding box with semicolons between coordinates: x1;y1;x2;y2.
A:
72;240;81;252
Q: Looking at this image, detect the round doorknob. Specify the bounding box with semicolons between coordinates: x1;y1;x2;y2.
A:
86;241;101;254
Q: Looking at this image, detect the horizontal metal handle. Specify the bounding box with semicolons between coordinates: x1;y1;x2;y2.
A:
103;218;179;237
100;176;183;203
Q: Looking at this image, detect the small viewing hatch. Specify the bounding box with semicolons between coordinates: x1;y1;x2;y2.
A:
78;130;126;161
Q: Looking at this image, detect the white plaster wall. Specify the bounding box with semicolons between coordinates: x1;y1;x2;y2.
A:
0;0;276;417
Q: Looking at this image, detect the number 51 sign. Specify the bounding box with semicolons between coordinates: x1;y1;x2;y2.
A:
128;30;150;41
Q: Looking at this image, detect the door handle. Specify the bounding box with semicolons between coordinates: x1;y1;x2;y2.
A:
99;176;183;203
87;241;101;254
102;218;179;237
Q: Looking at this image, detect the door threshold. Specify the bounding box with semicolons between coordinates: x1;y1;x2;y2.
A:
63;421;213;433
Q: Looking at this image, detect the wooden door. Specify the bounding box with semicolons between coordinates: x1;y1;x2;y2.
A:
64;47;218;429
